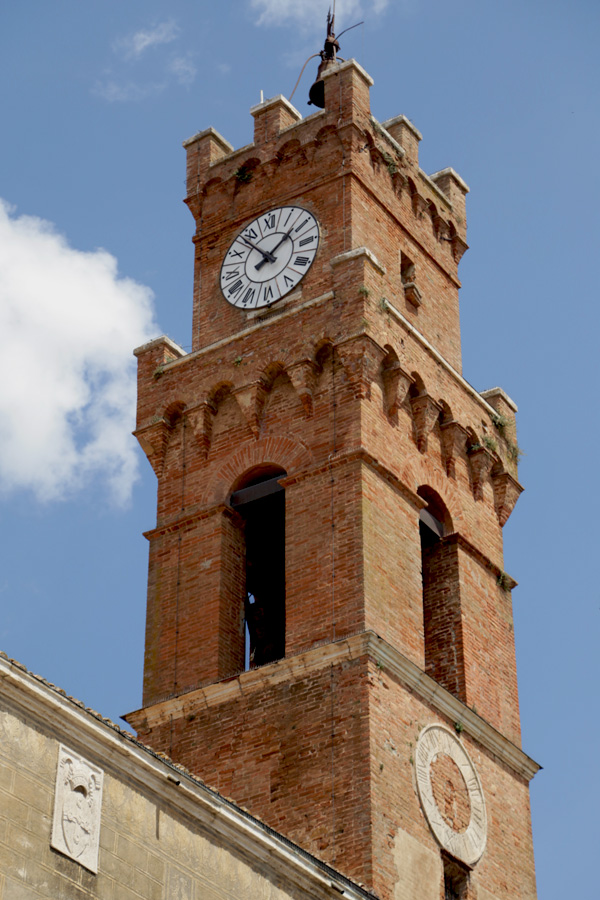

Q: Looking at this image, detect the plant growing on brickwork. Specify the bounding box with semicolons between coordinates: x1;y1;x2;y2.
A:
506;440;524;463
491;412;509;435
360;317;370;332
233;356;243;367
382;151;399;176
497;571;512;591
376;659;384;670
379;296;388;312
466;441;482;455
358;284;370;297
454;722;464;734
153;365;164;380
482;434;498;453
234;165;252;183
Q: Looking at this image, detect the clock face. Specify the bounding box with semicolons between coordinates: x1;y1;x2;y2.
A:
220;206;319;310
415;724;487;866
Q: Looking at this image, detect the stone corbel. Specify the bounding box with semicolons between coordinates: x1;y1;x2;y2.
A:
233;382;266;438
336;335;386;401
392;170;408;196
434;216;450;241
451;234;469;264
133;418;172;477
467;446;494;501
186;400;217;460
491;470;524;526
288;359;318;417
440;421;468;478
412;192;428;218
410;394;442;453
402;281;422;308
381;360;413;416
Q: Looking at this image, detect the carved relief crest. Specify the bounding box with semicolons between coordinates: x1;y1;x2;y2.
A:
51;745;103;873
415;724;487;866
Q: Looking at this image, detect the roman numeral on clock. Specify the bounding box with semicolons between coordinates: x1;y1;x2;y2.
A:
228;279;244;297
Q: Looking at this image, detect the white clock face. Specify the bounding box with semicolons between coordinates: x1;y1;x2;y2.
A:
220;206;319;309
415;724;487;866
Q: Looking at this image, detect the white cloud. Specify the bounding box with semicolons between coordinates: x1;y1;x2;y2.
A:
113;21;179;61
248;0;389;29
92;79;165;102
0;201;158;506
95;20;197;101
169;55;197;86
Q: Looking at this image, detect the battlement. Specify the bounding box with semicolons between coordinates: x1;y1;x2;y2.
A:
183;60;468;244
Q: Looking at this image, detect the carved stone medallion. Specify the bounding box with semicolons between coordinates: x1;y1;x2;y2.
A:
51;745;104;873
415;724;487;866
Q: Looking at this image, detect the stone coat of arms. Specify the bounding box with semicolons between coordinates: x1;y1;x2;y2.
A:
51;745;103;873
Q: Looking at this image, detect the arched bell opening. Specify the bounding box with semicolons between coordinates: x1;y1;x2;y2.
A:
230;465;287;670
417;486;465;700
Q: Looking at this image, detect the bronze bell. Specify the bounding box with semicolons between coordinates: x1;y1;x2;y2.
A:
308;11;340;108
308;60;328;108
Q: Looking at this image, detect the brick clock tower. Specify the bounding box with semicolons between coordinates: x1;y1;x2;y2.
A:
126;57;539;900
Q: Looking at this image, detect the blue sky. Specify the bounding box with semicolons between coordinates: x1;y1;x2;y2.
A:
1;2;598;897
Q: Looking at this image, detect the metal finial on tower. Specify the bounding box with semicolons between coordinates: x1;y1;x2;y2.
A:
288;5;364;108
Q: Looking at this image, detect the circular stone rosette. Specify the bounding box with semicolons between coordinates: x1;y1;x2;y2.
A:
415;724;487;866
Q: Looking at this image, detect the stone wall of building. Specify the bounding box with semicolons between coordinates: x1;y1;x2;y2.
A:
0;654;370;900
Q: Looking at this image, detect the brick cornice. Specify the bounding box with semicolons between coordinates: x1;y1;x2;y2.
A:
383;298;502;419
281;446;426;511
445;532;518;590
146;445;429;541
143;503;237;541
127;632;539;782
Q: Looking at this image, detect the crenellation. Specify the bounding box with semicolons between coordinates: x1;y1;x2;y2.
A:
250;94;302;145
382;114;422;164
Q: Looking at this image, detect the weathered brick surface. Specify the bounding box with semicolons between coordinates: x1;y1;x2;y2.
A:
369;662;537;900
133;58;534;900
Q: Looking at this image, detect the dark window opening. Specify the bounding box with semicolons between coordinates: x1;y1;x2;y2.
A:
443;854;470;900
231;469;286;669
417;486;466;699
420;507;445;549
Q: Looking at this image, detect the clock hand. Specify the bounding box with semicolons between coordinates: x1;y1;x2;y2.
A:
241;236;276;264
254;227;294;271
